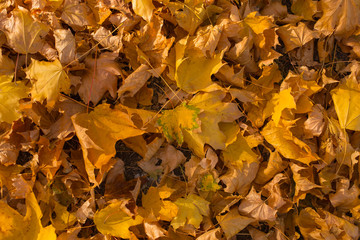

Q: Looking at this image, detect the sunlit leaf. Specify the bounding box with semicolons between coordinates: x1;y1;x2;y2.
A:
158;102;200;145
0;75;28;123
25;59;70;105
94;200;143;239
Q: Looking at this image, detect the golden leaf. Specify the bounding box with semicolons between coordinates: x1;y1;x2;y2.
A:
26;59;70;105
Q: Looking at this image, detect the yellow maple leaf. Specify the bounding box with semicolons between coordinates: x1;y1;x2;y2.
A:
0;192;56;240
142;187;178;221
238;187;277;221
0;75;28;123
72;103;145;184
26;59;70;105
222;132;258;169
291;0;317;20
0;6;49;54
277;22;320;52
331;73;360;131
314;0;359;37
132;0;155;22
263;88;297;126
261;120;318;165
167;1;222;35
244;12;275;35
216;208;255;239
158;102;200;145
183;90;243;157
171;194;210;229
175;38;224;93
94;199;143;239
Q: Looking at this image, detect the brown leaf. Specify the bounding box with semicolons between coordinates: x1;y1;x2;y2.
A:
78;52;122;105
238;187;277;221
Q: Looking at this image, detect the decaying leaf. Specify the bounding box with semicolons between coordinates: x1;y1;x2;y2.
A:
0;6;49;54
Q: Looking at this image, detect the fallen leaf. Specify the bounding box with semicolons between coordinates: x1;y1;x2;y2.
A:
117;64;152;101
222;132;258;169
291;0;317;20
94;199;143;239
277;22;320;52
132;0;154;22
142;187;178;221
171;194;210;230
158;102;200;145
0;75;28;123
78;52;121;105
54;29;76;65
263;87;296;126
72;103;145;184
238;187;277;221
0;6;49;54
331;72;360;130
61;0;94;30
25;59;70;105
314;0;360;37
216;208;255;239
167;1;222;35
175;38;224;93
261;120;319;165
0;192;56;240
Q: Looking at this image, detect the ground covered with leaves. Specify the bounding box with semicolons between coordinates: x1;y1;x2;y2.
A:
1;0;360;239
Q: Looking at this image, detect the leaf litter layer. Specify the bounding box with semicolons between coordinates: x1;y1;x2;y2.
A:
0;0;360;239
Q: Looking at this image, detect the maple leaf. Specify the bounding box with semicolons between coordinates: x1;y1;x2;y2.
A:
51;201;77;230
291;0;317;20
131;0;154;22
54;29;76;65
117;64;152;101
175;38;224;93
158;102;200;145
198;174;221;192
261;120;318;165
25;59;70;105
222;132;258;169
314;0;360;37
61;0;95;30
216;208;255;239
167;1;222;35
0;49;15;75
277;22;320;52
263;87;297;126
0;6;49;54
94;199;143;239
0;75;28;123
142;187;178;221
72;103;145;184
78;52;122;105
171;194;210;230
331;73;360;131
220;161;259;195
183;90;242;156
238;187;277;221
0;192;56;240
